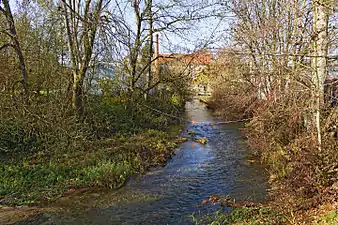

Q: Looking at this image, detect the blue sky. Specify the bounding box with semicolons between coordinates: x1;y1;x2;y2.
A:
9;0;335;57
104;0;232;55
159;15;233;54
9;0;232;55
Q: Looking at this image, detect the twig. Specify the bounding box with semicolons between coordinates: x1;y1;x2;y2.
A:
216;118;251;124
142;104;187;121
143;104;252;124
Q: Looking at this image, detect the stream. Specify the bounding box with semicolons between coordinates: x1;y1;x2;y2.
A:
21;99;268;225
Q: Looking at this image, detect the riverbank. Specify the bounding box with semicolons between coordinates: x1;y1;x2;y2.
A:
0;127;188;224
0;91;192;224
0;92;190;208
1;99;270;224
0;128;186;206
200;96;338;224
193;200;338;224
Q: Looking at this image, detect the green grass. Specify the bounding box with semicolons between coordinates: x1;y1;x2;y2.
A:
313;211;338;225
192;206;286;225
0;91;188;206
0;129;183;206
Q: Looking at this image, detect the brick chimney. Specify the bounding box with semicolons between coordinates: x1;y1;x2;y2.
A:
154;34;159;83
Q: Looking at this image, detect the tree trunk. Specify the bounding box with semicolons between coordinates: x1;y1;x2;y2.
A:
1;0;29;100
312;0;330;150
146;0;153;99
61;0;103;115
72;70;85;115
131;0;142;92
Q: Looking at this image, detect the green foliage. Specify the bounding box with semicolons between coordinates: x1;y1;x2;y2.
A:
85;93;184;135
0;126;182;205
0;0;192;208
0;162;76;205
0;118;37;153
313;211;338;225
0;60;187;205
81;160;133;188
0;78;186;206
191;206;286;225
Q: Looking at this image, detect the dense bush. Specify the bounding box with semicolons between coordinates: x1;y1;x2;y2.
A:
242;88;338;205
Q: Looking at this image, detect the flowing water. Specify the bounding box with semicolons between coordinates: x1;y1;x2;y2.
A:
23;99;268;225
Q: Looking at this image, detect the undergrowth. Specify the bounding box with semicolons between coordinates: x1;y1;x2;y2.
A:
0;92;186;206
205;70;338;223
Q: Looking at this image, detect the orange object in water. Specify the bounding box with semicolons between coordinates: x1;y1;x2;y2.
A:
191;142;196;147
209;196;218;201
209;122;214;126
191;120;197;124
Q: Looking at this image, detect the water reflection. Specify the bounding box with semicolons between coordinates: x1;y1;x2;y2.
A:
28;99;268;225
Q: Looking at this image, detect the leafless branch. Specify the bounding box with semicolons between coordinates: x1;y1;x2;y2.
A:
0;43;13;51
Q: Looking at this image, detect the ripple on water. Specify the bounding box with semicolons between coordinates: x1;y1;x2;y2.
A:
25;99;268;225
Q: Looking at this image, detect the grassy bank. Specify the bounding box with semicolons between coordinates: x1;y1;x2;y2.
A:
191;195;337;224
0;129;185;206
193;203;338;225
0;94;187;206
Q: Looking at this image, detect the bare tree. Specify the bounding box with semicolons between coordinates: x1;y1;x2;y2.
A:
0;0;29;100
230;0;335;149
61;0;105;115
115;0;225;96
311;0;332;150
231;0;314;100
146;0;153;98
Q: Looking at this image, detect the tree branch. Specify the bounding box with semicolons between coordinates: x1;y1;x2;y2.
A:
0;29;14;38
60;0;85;23
134;55;162;84
0;43;13;51
0;6;4;13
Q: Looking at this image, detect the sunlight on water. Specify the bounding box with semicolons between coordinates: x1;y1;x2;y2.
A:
25;98;268;225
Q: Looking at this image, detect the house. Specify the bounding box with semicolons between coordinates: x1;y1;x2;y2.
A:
152;34;213;95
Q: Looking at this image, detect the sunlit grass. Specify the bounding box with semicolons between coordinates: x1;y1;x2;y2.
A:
313;211;338;225
0;129;182;206
191;206;286;225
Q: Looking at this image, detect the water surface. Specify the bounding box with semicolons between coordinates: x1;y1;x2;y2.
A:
24;99;267;225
